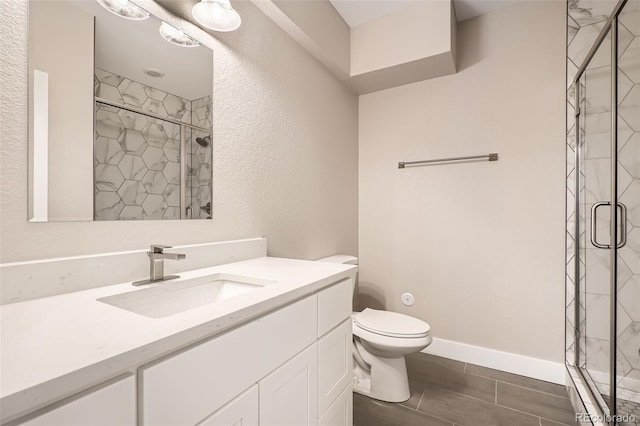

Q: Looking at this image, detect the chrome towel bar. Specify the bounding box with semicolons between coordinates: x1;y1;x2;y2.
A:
398;153;498;169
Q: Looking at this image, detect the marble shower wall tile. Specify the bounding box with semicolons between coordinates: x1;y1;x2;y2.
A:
95;68;196;126
183;124;212;219
95;104;180;220
192;95;212;130
94;69;213;220
569;0;618;26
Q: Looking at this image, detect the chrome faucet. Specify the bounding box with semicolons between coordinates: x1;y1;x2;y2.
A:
132;245;186;286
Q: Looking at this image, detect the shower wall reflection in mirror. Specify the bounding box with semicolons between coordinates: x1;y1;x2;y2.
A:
28;0;213;221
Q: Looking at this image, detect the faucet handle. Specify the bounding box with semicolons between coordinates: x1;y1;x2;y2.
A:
150;244;172;253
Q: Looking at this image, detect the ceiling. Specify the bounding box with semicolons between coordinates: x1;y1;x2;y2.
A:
328;0;521;27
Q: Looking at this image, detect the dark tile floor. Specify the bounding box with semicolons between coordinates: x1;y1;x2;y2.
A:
354;352;578;426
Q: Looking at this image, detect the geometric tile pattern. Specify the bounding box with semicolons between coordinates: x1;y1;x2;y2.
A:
566;0;640;417
95;68;192;124
187;96;213;219
185;126;212;219
95;103;180;220
93;69;212;220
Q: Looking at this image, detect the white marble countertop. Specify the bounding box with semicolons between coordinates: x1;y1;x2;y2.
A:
0;256;357;423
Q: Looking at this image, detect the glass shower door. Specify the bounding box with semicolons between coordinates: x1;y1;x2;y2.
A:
616;0;640;420
577;25;614;412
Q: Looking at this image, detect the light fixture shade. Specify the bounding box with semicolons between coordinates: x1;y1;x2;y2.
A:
96;0;149;20
192;0;241;32
159;22;200;47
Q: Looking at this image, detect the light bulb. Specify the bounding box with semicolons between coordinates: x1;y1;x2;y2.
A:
192;0;241;32
96;0;149;20
159;22;200;47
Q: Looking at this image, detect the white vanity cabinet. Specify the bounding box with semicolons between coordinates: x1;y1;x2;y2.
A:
140;278;353;426
8;277;354;426
140;295;318;426
13;375;136;426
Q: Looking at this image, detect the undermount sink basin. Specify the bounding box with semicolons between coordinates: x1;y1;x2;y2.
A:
97;273;276;319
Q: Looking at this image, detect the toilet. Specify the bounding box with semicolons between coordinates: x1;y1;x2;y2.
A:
318;255;432;403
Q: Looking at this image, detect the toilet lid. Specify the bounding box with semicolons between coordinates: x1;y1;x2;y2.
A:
354;308;431;338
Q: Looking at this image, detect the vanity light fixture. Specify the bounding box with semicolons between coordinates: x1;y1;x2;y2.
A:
192;0;241;32
159;22;201;48
96;0;150;20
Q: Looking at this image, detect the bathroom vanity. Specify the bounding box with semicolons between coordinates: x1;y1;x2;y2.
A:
0;240;356;426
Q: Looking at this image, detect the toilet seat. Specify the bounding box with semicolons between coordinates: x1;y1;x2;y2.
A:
354;308;431;338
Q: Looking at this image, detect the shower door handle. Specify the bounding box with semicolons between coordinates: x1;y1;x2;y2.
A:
590;202;627;249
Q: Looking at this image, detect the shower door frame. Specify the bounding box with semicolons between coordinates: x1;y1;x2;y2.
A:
572;0;628;421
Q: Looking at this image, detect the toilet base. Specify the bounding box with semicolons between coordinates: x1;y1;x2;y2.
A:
353;340;411;403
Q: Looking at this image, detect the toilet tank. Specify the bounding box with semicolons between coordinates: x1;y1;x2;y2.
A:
316;255;358;265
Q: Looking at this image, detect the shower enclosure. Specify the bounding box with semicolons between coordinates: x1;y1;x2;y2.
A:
566;0;640;424
94;98;212;221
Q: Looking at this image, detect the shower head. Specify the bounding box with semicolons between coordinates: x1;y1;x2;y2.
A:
195;136;210;147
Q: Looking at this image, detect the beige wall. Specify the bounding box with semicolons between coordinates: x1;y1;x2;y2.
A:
0;0;358;263
28;1;94;221
358;1;566;362
350;1;452;76
272;0;350;75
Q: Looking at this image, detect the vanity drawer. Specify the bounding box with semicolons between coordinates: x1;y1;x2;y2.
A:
317;319;352;416
317;278;352;337
140;295;317;426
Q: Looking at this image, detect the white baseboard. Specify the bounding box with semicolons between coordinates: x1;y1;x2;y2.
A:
421;337;566;385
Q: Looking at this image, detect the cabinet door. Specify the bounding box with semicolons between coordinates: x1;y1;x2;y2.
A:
16;375;135;426
259;343;318;426
318;386;352;426
318;319;352;416
199;385;258;426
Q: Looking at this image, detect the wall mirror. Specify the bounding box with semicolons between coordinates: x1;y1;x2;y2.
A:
28;0;213;222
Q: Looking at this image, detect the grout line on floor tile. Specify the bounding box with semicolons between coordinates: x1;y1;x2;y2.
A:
417;379;570;424
413;409;457;426
415;385;425;412
495;379;498;404
494;401;567;422
495;379;571;399
395;396;456;426
459;367;569;396
538;417;543;426
423;383;509;407
539;414;573;426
